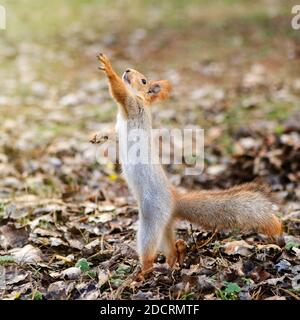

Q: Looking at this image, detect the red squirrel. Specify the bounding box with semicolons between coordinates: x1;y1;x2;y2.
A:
96;53;282;273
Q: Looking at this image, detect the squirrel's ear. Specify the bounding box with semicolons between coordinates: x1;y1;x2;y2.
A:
148;80;172;103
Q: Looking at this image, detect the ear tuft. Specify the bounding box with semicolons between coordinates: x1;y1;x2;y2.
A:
149;80;172;103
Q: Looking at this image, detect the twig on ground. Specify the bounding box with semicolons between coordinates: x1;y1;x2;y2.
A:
198;229;218;249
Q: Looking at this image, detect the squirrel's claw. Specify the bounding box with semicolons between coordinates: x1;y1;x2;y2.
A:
97;52;110;66
96;52;105;60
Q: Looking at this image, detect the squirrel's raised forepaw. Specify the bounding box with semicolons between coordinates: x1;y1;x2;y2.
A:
96;52;111;72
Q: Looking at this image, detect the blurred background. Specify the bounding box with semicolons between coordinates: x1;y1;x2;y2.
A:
0;0;300;300
1;0;299;197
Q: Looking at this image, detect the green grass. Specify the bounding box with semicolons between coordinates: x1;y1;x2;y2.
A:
0;255;16;265
266;102;298;121
25;177;62;198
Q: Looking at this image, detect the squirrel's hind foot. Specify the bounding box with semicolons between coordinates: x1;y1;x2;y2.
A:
166;239;187;268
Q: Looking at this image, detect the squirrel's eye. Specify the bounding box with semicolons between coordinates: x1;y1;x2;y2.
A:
141;79;147;85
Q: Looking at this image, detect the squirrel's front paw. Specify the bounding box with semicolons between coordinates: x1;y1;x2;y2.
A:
96;52;112;72
89;132;109;144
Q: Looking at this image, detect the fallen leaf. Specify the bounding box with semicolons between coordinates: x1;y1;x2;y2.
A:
275;260;292;273
0;224;29;249
9;244;43;264
223;240;254;257
46;281;75;300
61;267;82;280
98;269;109;287
5;267;29;285
132;290;153;300
291;274;300;291
265;296;286;300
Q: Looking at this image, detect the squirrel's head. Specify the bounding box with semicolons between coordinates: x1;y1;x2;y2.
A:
122;68;172;105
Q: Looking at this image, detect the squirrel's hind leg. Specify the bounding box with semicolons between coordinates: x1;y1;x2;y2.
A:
160;224;187;267
137;213;167;272
159;223;177;267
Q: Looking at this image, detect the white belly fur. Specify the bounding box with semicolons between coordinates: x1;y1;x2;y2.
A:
116;112;173;217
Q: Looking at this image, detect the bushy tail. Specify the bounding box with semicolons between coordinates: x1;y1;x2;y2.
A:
174;183;282;236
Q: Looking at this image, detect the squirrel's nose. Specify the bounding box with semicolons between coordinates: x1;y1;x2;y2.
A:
125;69;131;73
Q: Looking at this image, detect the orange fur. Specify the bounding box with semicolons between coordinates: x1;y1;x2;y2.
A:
97;53;129;117
97;54;172;116
174;183;282;237
149;80;172;103
141;253;156;273
259;214;282;236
